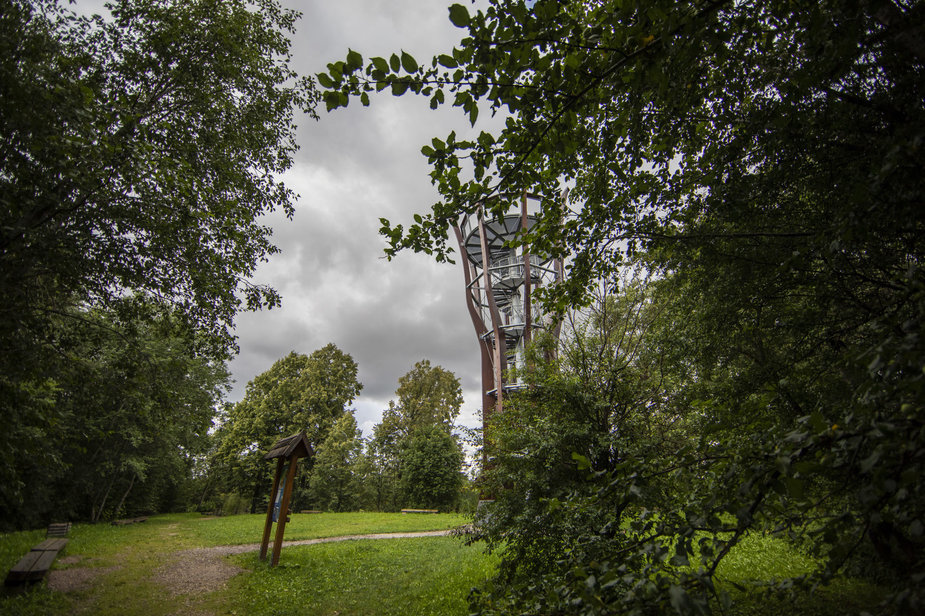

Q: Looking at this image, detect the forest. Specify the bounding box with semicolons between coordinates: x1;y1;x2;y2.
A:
2;0;923;615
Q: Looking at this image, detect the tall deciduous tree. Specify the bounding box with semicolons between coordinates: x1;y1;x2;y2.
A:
1;0;315;353
376;359;463;450
1;0;315;524
215;345;362;511
308;413;364;512
369;360;464;510
399;424;463;511
323;1;924;612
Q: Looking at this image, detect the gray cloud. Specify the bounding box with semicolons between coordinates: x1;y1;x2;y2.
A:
228;1;488;437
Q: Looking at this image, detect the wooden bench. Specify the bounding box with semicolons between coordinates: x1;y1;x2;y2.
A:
299;510;322;514
400;509;439;514
46;522;71;537
4;537;68;587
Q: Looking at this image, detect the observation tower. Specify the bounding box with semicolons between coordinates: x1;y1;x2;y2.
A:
453;191;565;430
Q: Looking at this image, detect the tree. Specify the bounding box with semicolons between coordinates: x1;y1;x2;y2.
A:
323;1;925;613
308;413;365;512
1;0;315;353
214;345;362;512
471;284;695;593
362;428;403;512
368;360;463;509
398;424;464;511
374;359;462;458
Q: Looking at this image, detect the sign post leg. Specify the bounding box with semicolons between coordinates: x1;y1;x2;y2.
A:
270;455;299;566
259;458;284;561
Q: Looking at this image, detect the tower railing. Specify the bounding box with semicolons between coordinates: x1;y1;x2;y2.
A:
453;190;566;430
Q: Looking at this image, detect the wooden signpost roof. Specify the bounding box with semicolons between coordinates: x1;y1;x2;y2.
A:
264;431;313;460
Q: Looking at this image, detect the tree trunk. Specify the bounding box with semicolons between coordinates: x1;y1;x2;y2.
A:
112;472;136;518
92;475;116;523
197;478;212;511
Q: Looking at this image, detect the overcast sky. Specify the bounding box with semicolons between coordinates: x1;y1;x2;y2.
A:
227;1;491;437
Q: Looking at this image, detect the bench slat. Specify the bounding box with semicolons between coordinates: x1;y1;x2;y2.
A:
46;522;71;537
33;538;68;552
29;549;58;574
4;536;68;586
5;549;57;584
9;551;44;574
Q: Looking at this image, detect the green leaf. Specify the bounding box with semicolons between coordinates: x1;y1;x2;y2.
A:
371;56;389;74
448;4;470;28
669;584;691;614
323;91;341;111
438;54;457;69
346;49;363;71
468;102;479;126
389;53;401;72
400;50;417;73
860;450;881;473
784;477;804;499
316;72;334;89
572;452;590;470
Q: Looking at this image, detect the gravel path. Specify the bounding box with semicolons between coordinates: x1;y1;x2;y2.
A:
198;529;453;556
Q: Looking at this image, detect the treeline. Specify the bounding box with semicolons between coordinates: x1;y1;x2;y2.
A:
206;353;471;516
0;302;227;530
1;321;471;530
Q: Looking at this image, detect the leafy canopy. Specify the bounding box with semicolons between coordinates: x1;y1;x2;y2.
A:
0;0;316;360
214;345;362;510
368;360;465;511
322;0;925;613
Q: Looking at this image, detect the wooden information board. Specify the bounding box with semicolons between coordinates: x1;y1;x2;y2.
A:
259;432;313;566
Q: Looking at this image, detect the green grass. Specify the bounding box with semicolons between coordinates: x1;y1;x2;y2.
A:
0;513;887;616
66;512;201;557
711;532;886;615
0;512;479;616
224;537;499;616
716;532;819;582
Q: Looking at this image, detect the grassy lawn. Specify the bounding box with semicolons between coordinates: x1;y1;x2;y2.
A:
189;511;469;547
713;532;886;615
0;513;887;616
0;512;483;616
226;537;498;616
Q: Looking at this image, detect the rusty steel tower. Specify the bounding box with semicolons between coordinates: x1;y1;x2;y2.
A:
453;191;565;432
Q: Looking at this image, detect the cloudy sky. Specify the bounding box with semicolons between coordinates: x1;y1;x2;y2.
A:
228;1;491;437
